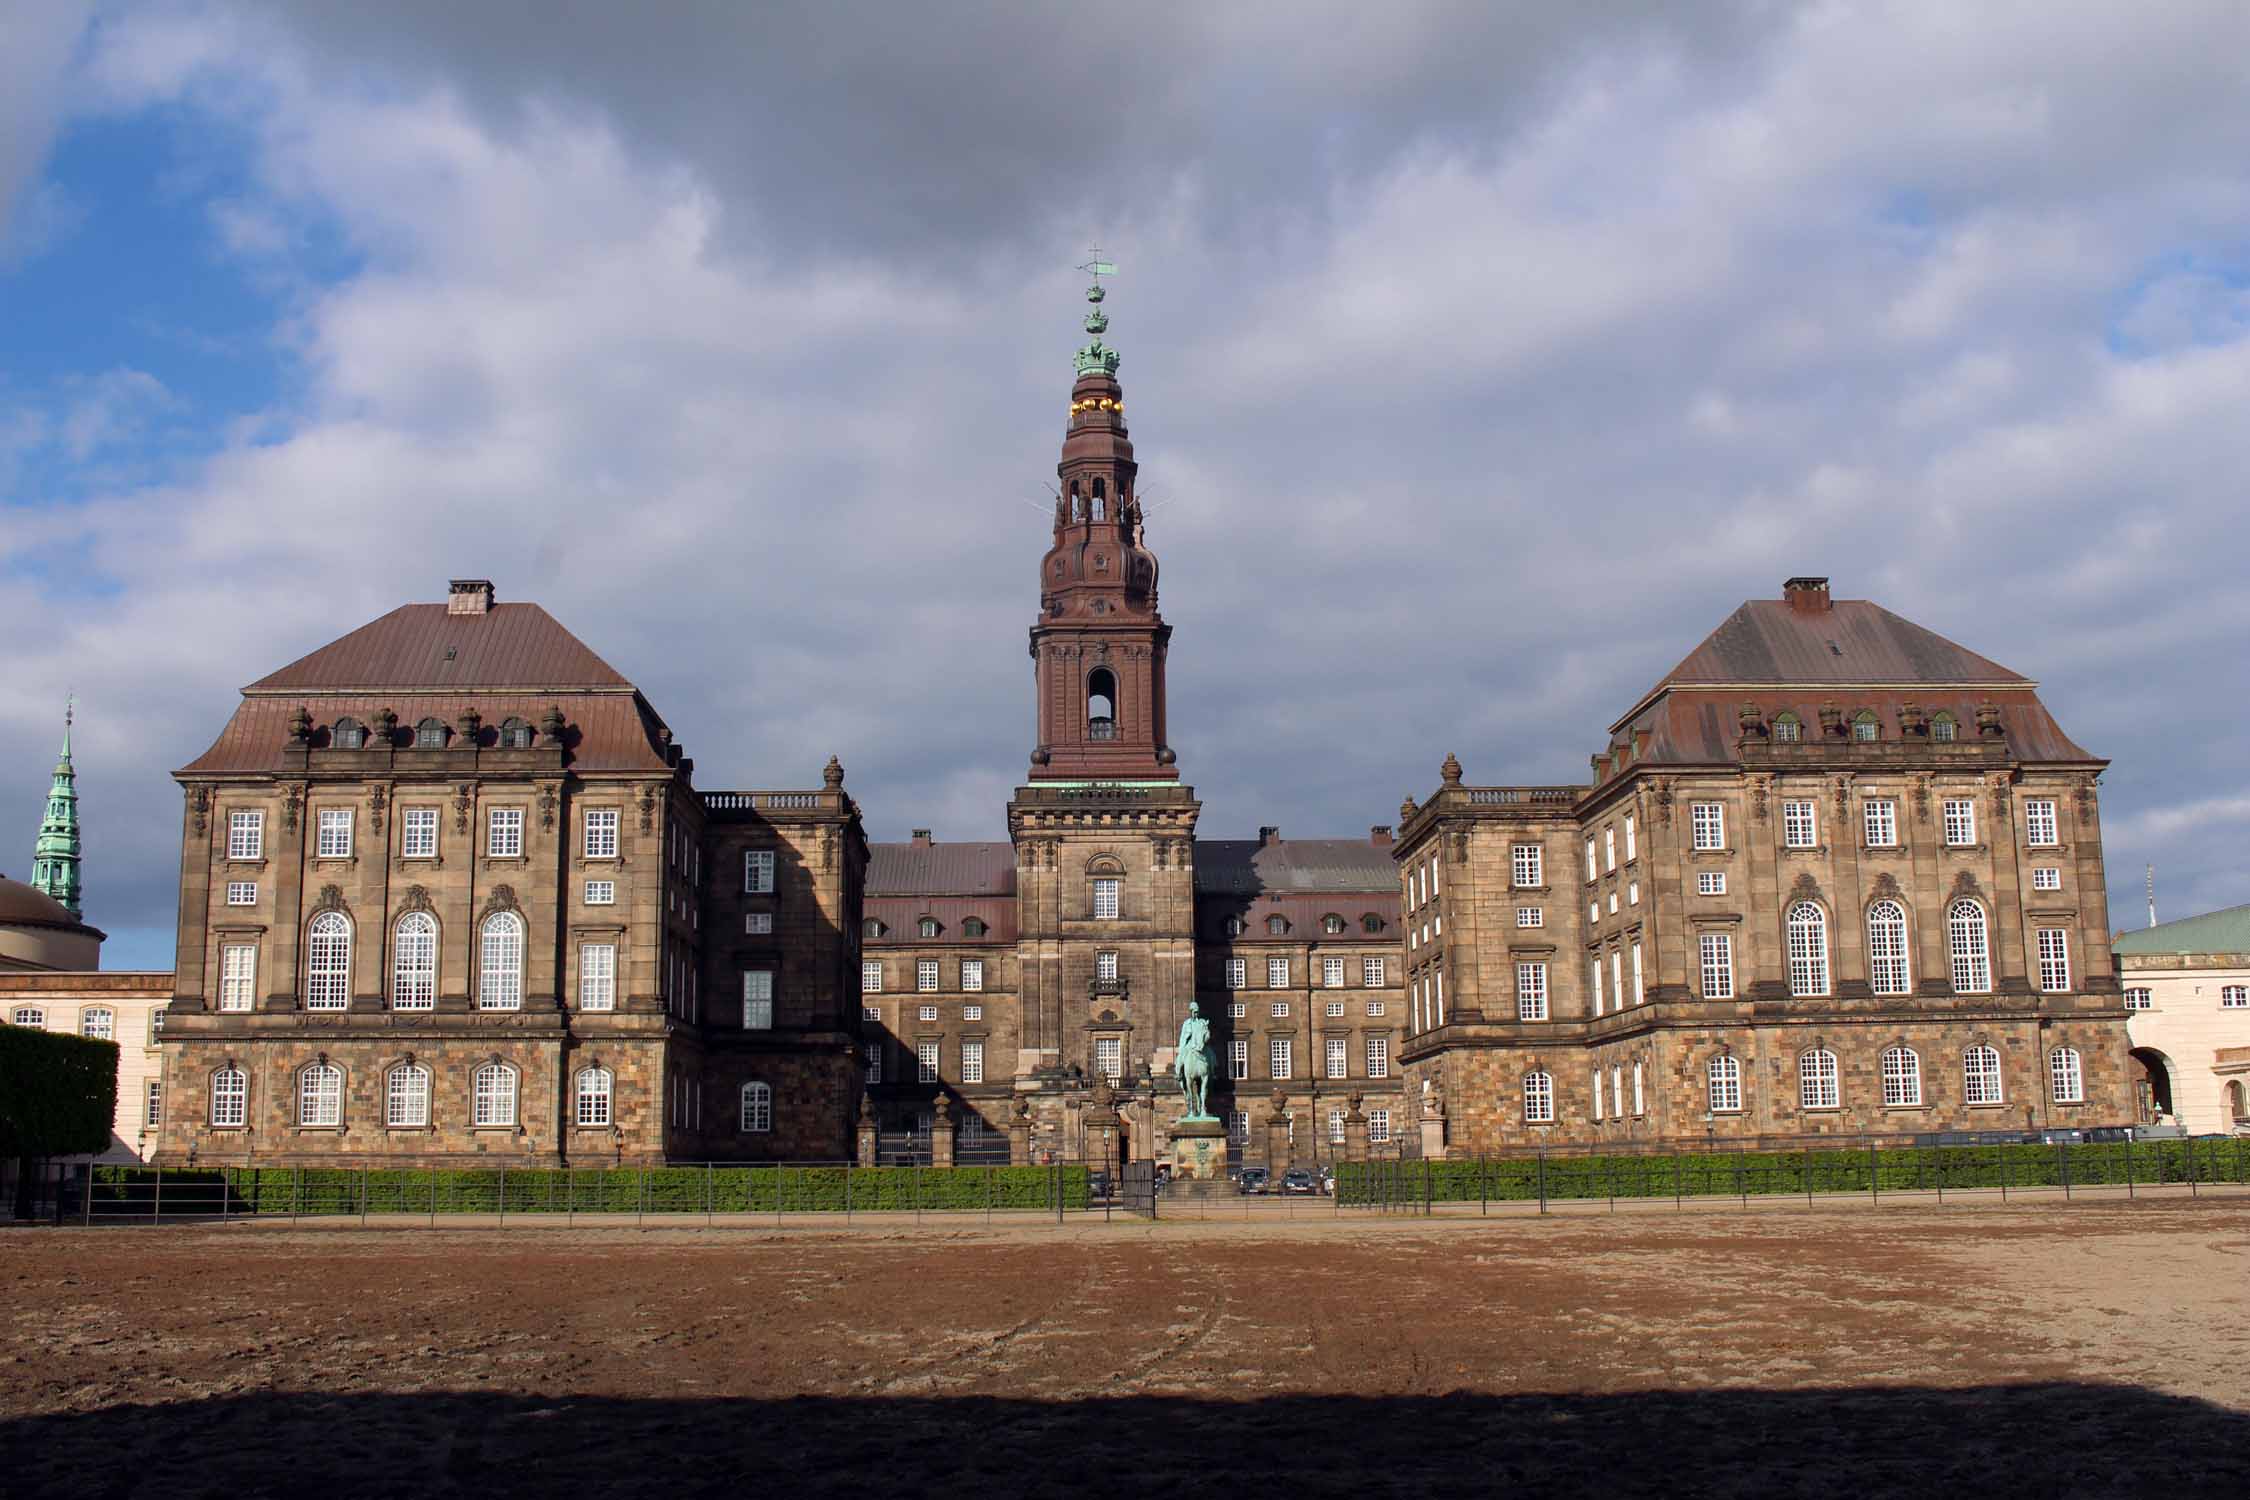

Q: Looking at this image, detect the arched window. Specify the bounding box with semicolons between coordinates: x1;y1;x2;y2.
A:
1707;1055;1742;1113
1866;900;1910;996
1267;915;1289;936
414;717;447;748
306;911;352;1011
1086;668;1117;740
918;917;940;939
1362;914;1384;934
1523;1070;1555;1123
1772;712;1802;744
1786;902;1830;997
1092;478;1107;522
79;1007;114;1040
393;912;437;1011
498;717;533;749
1069;483;1084;522
1930;712;1958;743
2049;1047;2084;1105
1851;710;1880;742
387;1063;430;1127
1323;914;1345;934
962;918;987;938
863;918;887;939
210;1067;247;1127
1880;1046;1921;1107
1948;899;1991;993
741;1081;772;1133
478;911;524;1011
575;1067;613;1127
1963;1045;2004;1105
2224;1079;2247;1122
299;1062;343;1126
1799;1049;1839;1110
332;717;365;749
9;1006;45;1027
473;1062;518;1126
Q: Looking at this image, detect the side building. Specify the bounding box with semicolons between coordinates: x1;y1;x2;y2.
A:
2115;905;2250;1134
1394;576;2133;1152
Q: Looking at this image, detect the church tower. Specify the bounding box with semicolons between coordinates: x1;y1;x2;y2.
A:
32;701;82;918
1026;265;1176;781
1009;265;1200;1155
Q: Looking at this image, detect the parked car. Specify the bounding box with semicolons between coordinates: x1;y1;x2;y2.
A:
1087;1169;1113;1200
2038;1128;2086;1146
1280;1168;1318;1195
2084;1125;2136;1143
1236;1167;1271;1195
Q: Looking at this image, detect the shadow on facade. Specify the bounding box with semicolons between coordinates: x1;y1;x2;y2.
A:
7;1383;2246;1497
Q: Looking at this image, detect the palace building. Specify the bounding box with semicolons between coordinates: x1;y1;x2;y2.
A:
146;278;2133;1171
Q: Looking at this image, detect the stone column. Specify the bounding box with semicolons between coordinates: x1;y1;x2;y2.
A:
1343;1089;1370;1163
1008;1096;1032;1165
1264;1087;1292;1170
930;1095;956;1168
855;1095;878;1168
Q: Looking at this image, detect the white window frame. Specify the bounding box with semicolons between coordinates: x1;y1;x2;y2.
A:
1096;950;1119;983
1225;957;1246;989
963;1002;983;1021
1699;932;1734;999
1881;1046;1922;1107
393;911;438;1011
1867;900;1910;997
1229;1038;1249;1080
1786;902;1830;997
961;1040;985;1085
1782;800;1818;849
1093;1036;1122;1083
1362;957;1385;987
1863;799;1898;849
917;1003;939;1022
1517;906;1543;928
487;807;524;858
1269;1037;1293;1079
744;912;774;935
144;1079;163;1128
316;808;353;859
584;807;620;859
1326;1037;1348;1080
861;960;884;993
478;911;524;1012
863;1042;883;1084
227;809;263;861
1697;871;1726;896
1963;1045;2004;1106
1799;1049;1839;1111
2222;986;2249;1010
1604;827;1617;872
79;1007;113;1041
2049;1047;2084;1105
299;1063;343;1127
961;958;984;992
1368;1108;1392;1143
740;1081;772;1133
2036;928;2070;992
1949;899;1992;993
1268;956;1290;988
2025;798;2059;847
226;880;257;907
2031;867;2061;891
1585;838;1597;881
1691;803;1725;851
917;1040;940;1083
219;943;257;1012
306;911;352;1012
2123;987;2152;1011
1366;1036;1389;1079
1269;999;1289;1018
402;807;438;859
473;1063;518;1127
1943;797;1976;847
1624;815;1636;863
1516;961;1548;1021
579;942;616;1011
1511;844;1542;888
1707;1055;1741;1113
744;849;775;894
1322;956;1345;989
743;969;774;1029
575;1068;613;1127
584;879;616;906
1591;956;1604;1016
1523;1071;1555;1123
210;1067;248;1127
917;959;940;992
1092;878;1120;920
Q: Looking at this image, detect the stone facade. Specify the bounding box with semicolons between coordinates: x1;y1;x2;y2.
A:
2115;905;2250;1134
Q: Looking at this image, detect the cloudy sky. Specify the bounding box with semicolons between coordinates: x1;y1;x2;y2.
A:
4;2;2248;969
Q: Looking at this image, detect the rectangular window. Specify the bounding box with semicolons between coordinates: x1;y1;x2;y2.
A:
1368;1108;1391;1144
148;1007;166;1045
487;807;523;858
1700;933;1734;999
1322;956;1345;988
742;970;773;1029
1943;798;1976;847
1591;956;1604;1016
1229;1039;1249;1080
861;960;883;993
1516;906;1543;928
1270;1037;1293;1079
1632;1062;1645;1116
227;809;263;861
1628;881;1639;907
1592;1067;1604;1121
1269;1000;1289;1018
1228;1110;1249;1146
1590;902;1600;925
211;1070;247;1128
2031;867;2061;891
962;1039;985;1084
1632;942;1644;1005
584;808;620;859
1691;803;1725;851
584;880;616;905
1698;871;1726;896
2222;986;2248;1009
2123;987;2152;1011
1366;999;1384;1016
1783;800;1818;849
1225;958;1246;989
1227;1001;1246;1019
1624;815;1636;862
1092;878;1120;919
1362;957;1385;987
1326;1037;1348;1079
1268;956;1289;988
1517;961;1548;1021
144;1080;163;1128
864;1042;883;1084
1094;1036;1122;1082
1585;838;1597;881
2037;928;2071;992
863;1003;882;1021
580;943;616;1011
1325;1000;1346;1018
1607;892;1618;915
917;1041;940;1083
1096;950;1119;982
744;912;773;934
962;959;984;992
1864;799;1898;848
917;959;939;992
1604;827;1617;872
2050;1048;2084;1104
1611;950;1624;1009
744;849;775;893
316;809;352;859
1512;844;1543;888
225;881;257;907
963;1003;983;1021
917;1004;938;1022
1366;1036;1389;1078
402;807;438;858
2026;798;2059;847
220;944;257;1012
1328;1108;1346;1144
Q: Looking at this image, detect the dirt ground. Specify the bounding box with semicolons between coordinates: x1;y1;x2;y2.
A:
5;1199;2248;1498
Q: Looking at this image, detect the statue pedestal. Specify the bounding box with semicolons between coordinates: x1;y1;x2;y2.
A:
1166;1117;1228;1182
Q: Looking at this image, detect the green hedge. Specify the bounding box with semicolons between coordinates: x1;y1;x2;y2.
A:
0;1025;117;1158
88;1163;1089;1217
1335;1139;2250;1205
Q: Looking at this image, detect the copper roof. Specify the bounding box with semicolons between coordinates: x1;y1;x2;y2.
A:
866;842;1018;897
245;603;633;694
179;693;673;776
2114;903;2250;958
1194;839;1397;895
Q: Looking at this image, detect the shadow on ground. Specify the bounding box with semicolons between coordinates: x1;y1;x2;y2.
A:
9;1383;2247;1498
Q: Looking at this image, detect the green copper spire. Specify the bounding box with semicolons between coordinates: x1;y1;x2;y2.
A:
1074;252;1121;377
32;698;81;917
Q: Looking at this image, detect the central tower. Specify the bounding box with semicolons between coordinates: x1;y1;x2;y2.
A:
1027;266;1176;781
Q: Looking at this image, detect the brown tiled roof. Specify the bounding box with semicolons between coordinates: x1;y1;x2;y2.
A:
1608;687;2096;767
0;876;103;939
179;693;673;775
1194;839;1397;896
866;842;1017;897
1642;599;2027;703
245;603;632;694
864;895;1020;945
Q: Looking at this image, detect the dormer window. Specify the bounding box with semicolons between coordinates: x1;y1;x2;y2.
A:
1851;711;1880;742
918;917;940;939
1931;712;1958;743
1266;915;1289;936
862;918;887;939
332;718;365;750
1771;712;1801;744
498;717;534;749
1223;916;1245;938
1322;914;1345;935
962;917;987;938
1361;914;1384;934
414;717;447;748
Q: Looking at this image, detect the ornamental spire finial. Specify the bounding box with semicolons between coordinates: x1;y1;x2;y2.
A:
1074;249;1120;377
33;695;83;917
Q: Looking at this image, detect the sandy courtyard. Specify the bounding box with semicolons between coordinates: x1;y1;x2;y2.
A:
4;1199;2247;1498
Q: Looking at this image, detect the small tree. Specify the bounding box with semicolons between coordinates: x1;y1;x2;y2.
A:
0;1027;118;1217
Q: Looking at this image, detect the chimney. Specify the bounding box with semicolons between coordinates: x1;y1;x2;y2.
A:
1259;826;1282;847
911;829;933;847
1783;576;1831;614
1368;825;1393;847
448;579;496;615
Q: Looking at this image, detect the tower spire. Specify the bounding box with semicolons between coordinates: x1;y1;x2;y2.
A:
32;696;82;917
1074;250;1120;377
